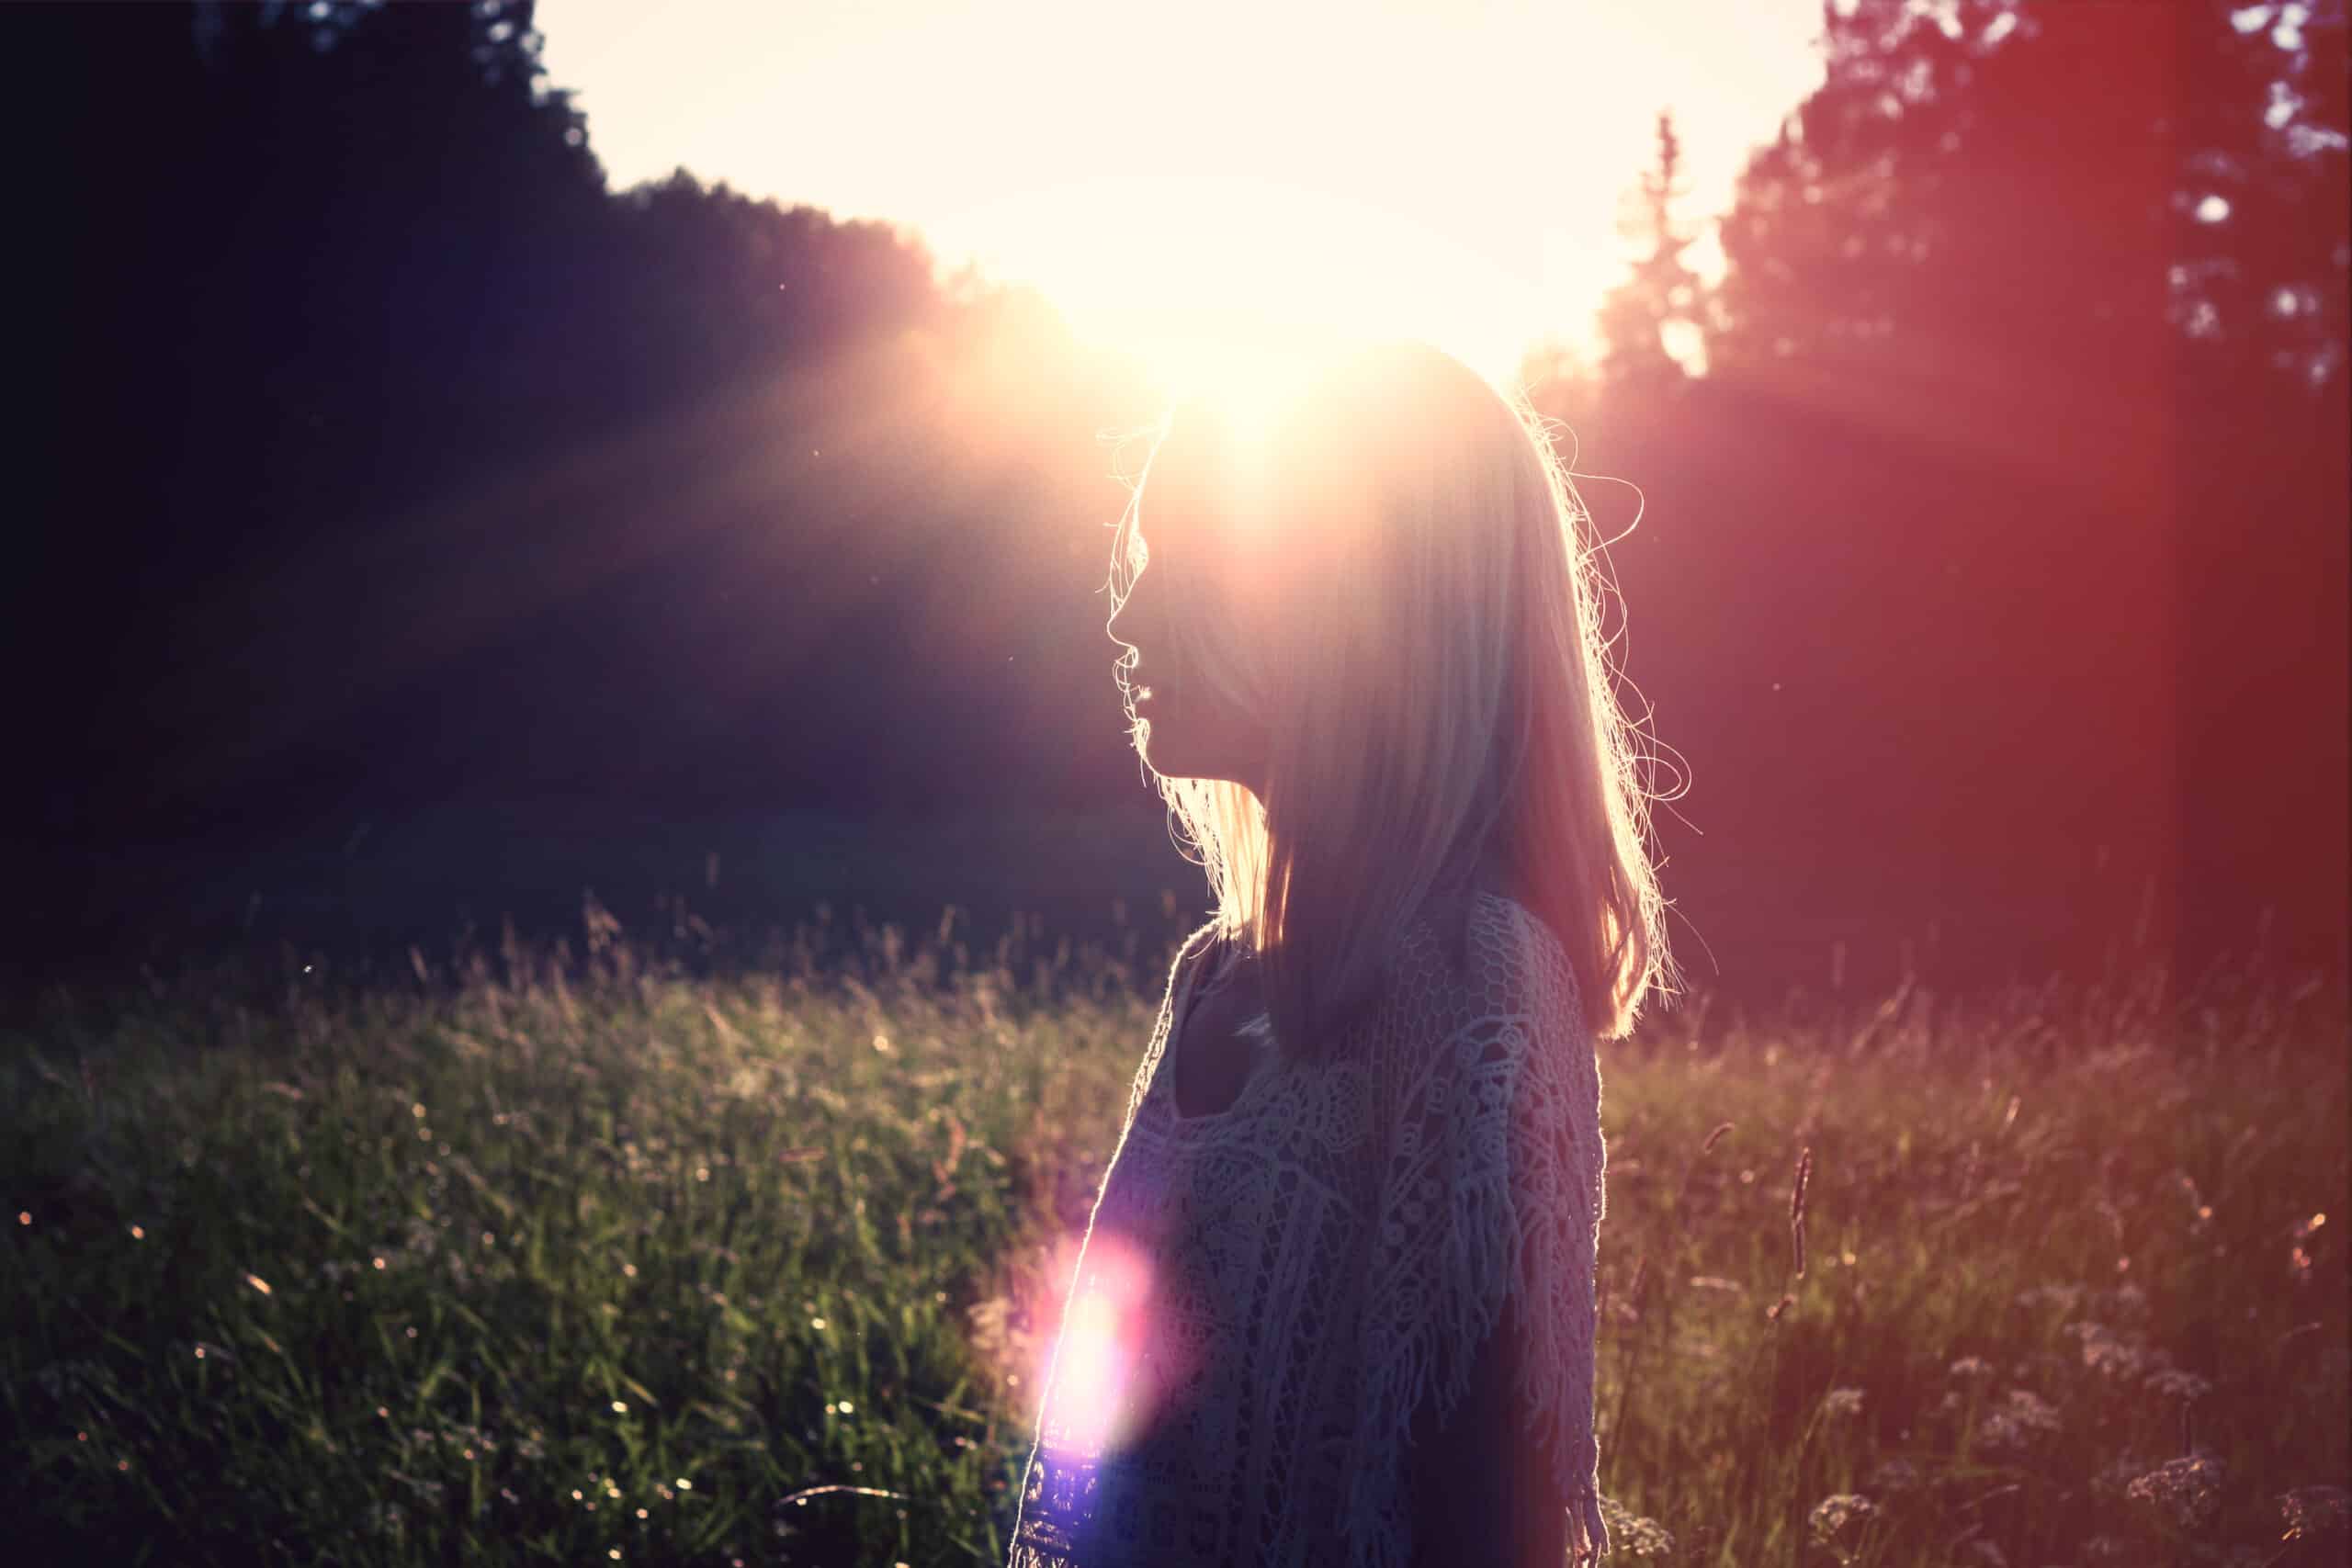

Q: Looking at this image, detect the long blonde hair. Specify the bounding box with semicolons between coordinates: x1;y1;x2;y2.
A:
1108;339;1679;1052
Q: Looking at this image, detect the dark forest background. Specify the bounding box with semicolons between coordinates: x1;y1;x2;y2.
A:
3;0;2344;1005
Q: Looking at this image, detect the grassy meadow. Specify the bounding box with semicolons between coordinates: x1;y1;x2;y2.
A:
3;901;2346;1566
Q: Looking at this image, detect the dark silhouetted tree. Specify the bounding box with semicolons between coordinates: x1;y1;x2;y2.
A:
5;0;1014;848
1694;0;2346;976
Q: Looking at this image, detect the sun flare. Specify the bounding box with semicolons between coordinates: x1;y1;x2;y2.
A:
1111;310;1354;439
957;174;1577;406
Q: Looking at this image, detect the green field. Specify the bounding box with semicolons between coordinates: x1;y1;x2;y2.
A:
5;907;2345;1566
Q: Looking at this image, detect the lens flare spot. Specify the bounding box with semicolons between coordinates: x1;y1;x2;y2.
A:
1033;1230;1176;1461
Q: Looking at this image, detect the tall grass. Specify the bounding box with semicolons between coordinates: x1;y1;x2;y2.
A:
3;901;2344;1566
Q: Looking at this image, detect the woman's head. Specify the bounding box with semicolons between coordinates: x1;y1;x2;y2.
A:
1104;338;1678;1044
1102;391;1280;794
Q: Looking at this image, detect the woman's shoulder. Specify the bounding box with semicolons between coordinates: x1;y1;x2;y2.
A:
1371;888;1579;1050
1164;916;1227;982
1391;885;1552;981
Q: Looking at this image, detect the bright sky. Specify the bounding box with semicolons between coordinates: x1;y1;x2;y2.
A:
537;0;1829;393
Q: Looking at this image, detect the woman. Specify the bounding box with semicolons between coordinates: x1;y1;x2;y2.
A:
1007;339;1677;1567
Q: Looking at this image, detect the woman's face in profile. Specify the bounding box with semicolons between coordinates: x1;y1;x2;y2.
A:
1107;456;1272;794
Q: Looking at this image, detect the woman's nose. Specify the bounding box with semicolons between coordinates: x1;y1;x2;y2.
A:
1108;576;1152;658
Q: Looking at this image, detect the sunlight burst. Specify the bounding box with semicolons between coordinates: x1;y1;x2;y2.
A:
975;174;1563;401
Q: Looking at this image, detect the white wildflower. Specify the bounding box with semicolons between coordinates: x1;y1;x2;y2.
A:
2124;1449;2224;1530
1868;1457;1923;1495
1975;1388;2062;1451
1808;1493;1878;1540
1595;1495;1675;1559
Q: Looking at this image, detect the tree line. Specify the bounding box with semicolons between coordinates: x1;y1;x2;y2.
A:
1530;0;2345;984
5;0;2342;985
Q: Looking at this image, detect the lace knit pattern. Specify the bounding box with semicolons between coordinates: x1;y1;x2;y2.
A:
1006;891;1611;1567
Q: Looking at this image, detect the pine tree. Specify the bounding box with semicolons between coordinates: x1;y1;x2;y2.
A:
1598;108;1708;395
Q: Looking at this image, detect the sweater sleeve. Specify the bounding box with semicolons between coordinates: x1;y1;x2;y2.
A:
1344;895;1611;1568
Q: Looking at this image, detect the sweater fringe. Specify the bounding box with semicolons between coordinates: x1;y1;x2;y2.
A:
1568;1486;1611;1565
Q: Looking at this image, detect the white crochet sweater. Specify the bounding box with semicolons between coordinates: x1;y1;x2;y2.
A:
1007;890;1611;1567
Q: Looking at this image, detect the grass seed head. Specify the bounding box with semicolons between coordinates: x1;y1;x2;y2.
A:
1791;1145;1815;1277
